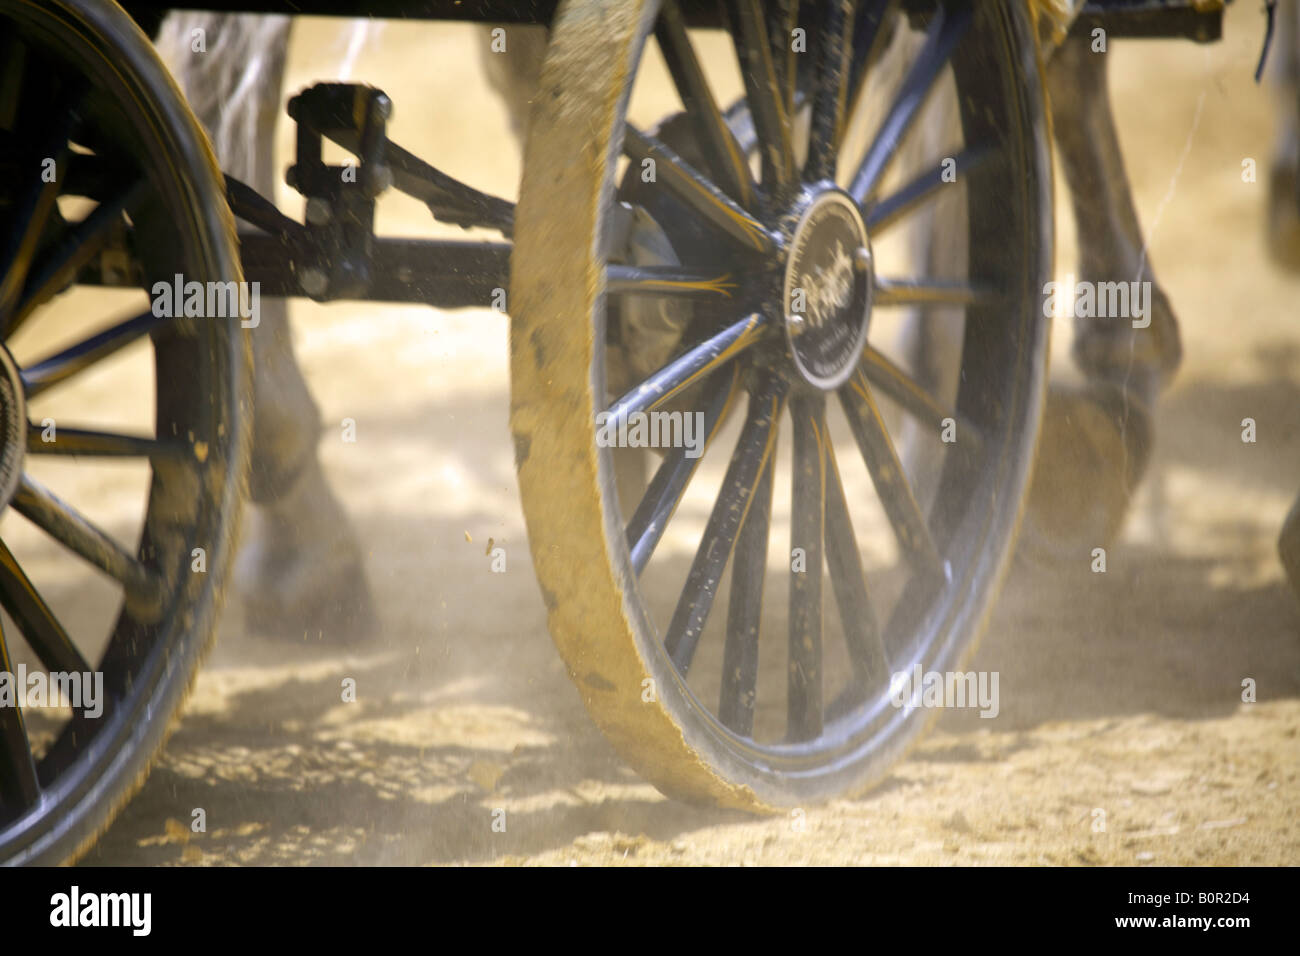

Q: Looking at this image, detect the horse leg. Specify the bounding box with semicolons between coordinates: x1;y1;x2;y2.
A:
1267;0;1300;268
478;23;548;142
1019;30;1183;557
156;13;376;640
1266;2;1300;596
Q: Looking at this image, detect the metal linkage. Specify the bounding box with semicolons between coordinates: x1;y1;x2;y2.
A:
1069;0;1229;43
222;81;514;307
236;233;510;309
283;83;390;300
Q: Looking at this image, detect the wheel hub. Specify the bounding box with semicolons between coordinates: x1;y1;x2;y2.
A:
0;345;24;510
780;189;874;390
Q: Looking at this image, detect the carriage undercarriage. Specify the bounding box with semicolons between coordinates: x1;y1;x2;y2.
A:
0;0;1225;863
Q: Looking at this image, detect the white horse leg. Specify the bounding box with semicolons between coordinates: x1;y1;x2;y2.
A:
478;23;548;142
156;14;377;640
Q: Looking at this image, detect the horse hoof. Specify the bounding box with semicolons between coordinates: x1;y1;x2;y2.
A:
236;463;378;643
1279;496;1300;600
242;566;377;645
1268;157;1300;271
1016;381;1153;565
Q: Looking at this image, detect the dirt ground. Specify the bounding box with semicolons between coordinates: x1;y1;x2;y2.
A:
49;5;1300;865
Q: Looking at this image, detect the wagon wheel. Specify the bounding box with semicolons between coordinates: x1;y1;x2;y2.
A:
0;0;250;861
511;0;1050;808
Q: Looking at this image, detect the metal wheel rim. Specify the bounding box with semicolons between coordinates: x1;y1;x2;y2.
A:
0;0;248;861
514;0;1051;804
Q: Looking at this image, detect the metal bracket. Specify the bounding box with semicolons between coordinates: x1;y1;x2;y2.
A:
285;83;392;300
1069;0;1229;43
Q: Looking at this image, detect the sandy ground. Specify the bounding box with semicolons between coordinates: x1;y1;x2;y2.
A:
31;4;1298;865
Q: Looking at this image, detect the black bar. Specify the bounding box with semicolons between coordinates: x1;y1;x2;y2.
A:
1070;1;1226;43
2;866;1289;938
236;234;510;308
119;0;731;27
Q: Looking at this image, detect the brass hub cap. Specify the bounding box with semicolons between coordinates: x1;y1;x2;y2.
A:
781;190;874;390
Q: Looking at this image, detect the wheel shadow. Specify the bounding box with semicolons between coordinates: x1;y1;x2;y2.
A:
943;370;1300;735
78;498;751;865
78;628;751;865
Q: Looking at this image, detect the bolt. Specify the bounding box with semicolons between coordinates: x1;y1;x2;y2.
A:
854;246;872;272
363;165;393;197
306;197;332;226
299;266;329;298
788;313;806;334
